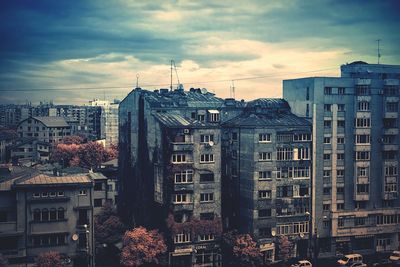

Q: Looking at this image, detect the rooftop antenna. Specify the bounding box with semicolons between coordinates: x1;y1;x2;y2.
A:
173;60;180;86
230;80;236;99
376;39;381;64
170;60;173;91
136;73;140;88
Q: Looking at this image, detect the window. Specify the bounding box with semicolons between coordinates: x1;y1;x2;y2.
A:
293;133;311;141
337;170;345;177
356;85;370;95
293;167;310;179
337;153;345;160
50;208;57;220
338;87;345;95
358;101;370;111
94;199;103;207
197;114;205;122
41;192;48;198
323;187;331;195
200;173;214;182
324;104;332;112
79;190;87;196
338;217;344;227
259;152;272;161
385;166;397;176
208;111;220;122
357;167;369;177
323;204;330;211
324;87;332;95
231;132;238;141
355;217;366;226
33;209;41;221
357;184;369;194
200;213;214;220
297;147;310;160
58;208;65;220
277;147;293;161
33;193;40;198
323;153;331;160
386;102;398;112
258;190;271;199
337;187;344;194
259;171;272;180
175;170;194;184
276;134;292;142
172;154;186;163
337;120;345;128
356;151;370;160
277;186;293;197
323;170;331;177
324;120;331;128
200;154;214;163
337;203;344;210
258;209;271;218
94;182;103;191
174;233;191;244
324;137;331;144
57;191;64;197
338;104;345;111
173;193;191;203
259;133;271;142
199;234;214;241
41;209;49;221
200;193;214;202
355;118;371;128
200;135;214;143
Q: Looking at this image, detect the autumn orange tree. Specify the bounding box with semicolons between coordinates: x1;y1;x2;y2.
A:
222;231;262;267
35;251;63;267
120;227;167;267
277;235;293;263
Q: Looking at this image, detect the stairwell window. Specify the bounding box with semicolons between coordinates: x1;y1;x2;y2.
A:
173;193;191;204
172;154;186;163
174;170;194;184
200;154;214;163
259;152;272;161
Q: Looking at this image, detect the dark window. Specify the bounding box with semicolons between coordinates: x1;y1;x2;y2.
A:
200;213;214;220
231;132;238;141
94;199;103;207
50;208;57;220
33;209;41;221
58;208;65;220
200;173;214;183
258;209;271;218
259;227;272;238
42;209;49;221
94;182;103;191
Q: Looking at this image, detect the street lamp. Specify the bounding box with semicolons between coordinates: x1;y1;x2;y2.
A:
305;212;327;264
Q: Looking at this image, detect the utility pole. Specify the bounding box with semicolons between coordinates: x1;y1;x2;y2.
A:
170;60;173;91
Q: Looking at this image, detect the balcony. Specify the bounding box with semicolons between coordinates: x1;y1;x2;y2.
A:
354;193;369;201
357;177;369;184
171;142;194;152
28;196;70;203
382;144;399;151
384;112;398;119
356;78;371;86
383;192;398;200
174;183;194;192
383;128;399;135
173;203;194;212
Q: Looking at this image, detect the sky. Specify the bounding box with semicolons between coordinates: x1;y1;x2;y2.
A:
0;0;399;105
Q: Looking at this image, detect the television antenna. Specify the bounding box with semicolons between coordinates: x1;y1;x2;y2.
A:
170;60;181;91
230;80;235;99
376;39;381;64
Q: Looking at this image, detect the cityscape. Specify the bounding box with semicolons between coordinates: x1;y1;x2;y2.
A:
1;1;400;267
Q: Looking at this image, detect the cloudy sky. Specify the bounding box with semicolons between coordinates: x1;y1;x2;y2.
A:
0;0;399;104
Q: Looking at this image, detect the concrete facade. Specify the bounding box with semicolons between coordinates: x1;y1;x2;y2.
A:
0;166;95;266
283;62;400;256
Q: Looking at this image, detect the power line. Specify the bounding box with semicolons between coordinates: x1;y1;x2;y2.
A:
0;66;337;92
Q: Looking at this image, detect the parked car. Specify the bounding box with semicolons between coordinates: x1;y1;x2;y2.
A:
371;259;392;267
390;251;400;262
337;254;363;266
350;263;367;267
291;260;312;267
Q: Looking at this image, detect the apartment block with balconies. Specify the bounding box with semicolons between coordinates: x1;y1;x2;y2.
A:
283;61;400;256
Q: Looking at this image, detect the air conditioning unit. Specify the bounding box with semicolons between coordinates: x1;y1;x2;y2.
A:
184;129;190;134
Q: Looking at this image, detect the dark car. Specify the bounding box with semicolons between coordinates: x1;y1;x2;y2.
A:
371;259;392;267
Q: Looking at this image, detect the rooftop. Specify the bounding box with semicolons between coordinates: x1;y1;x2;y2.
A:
153;113;214;128
15;173;92;187
32;116;69;127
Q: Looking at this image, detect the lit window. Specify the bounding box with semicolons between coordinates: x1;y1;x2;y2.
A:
174;233;191;243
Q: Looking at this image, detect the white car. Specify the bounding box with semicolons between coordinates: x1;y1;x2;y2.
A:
290;260;312;267
390;251;400;262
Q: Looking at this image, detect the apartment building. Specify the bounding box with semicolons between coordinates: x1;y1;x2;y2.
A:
283;62;400;256
17;116;72;145
10;138;51;164
0;166;94;266
222;99;312;263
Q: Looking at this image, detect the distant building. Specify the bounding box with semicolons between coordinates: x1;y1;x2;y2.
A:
222;99;312;262
0;166;94;266
10;138;51;165
283;62;400;256
17;116;72;145
0;131;17;163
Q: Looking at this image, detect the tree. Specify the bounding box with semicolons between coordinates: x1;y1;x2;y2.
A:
35;251;63;267
50;143;80;167
222;231;262;267
277;235;293;263
120;227;167;267
105;143;118;161
94;203;126;246
78;141;105;169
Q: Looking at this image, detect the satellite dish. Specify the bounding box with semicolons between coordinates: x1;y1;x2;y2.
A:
208;141;214;147
200;88;208;94
72;234;79;241
271;230;276;237
300;233;305;238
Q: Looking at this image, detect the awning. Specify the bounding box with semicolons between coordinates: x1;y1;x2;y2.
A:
207;110;219;114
